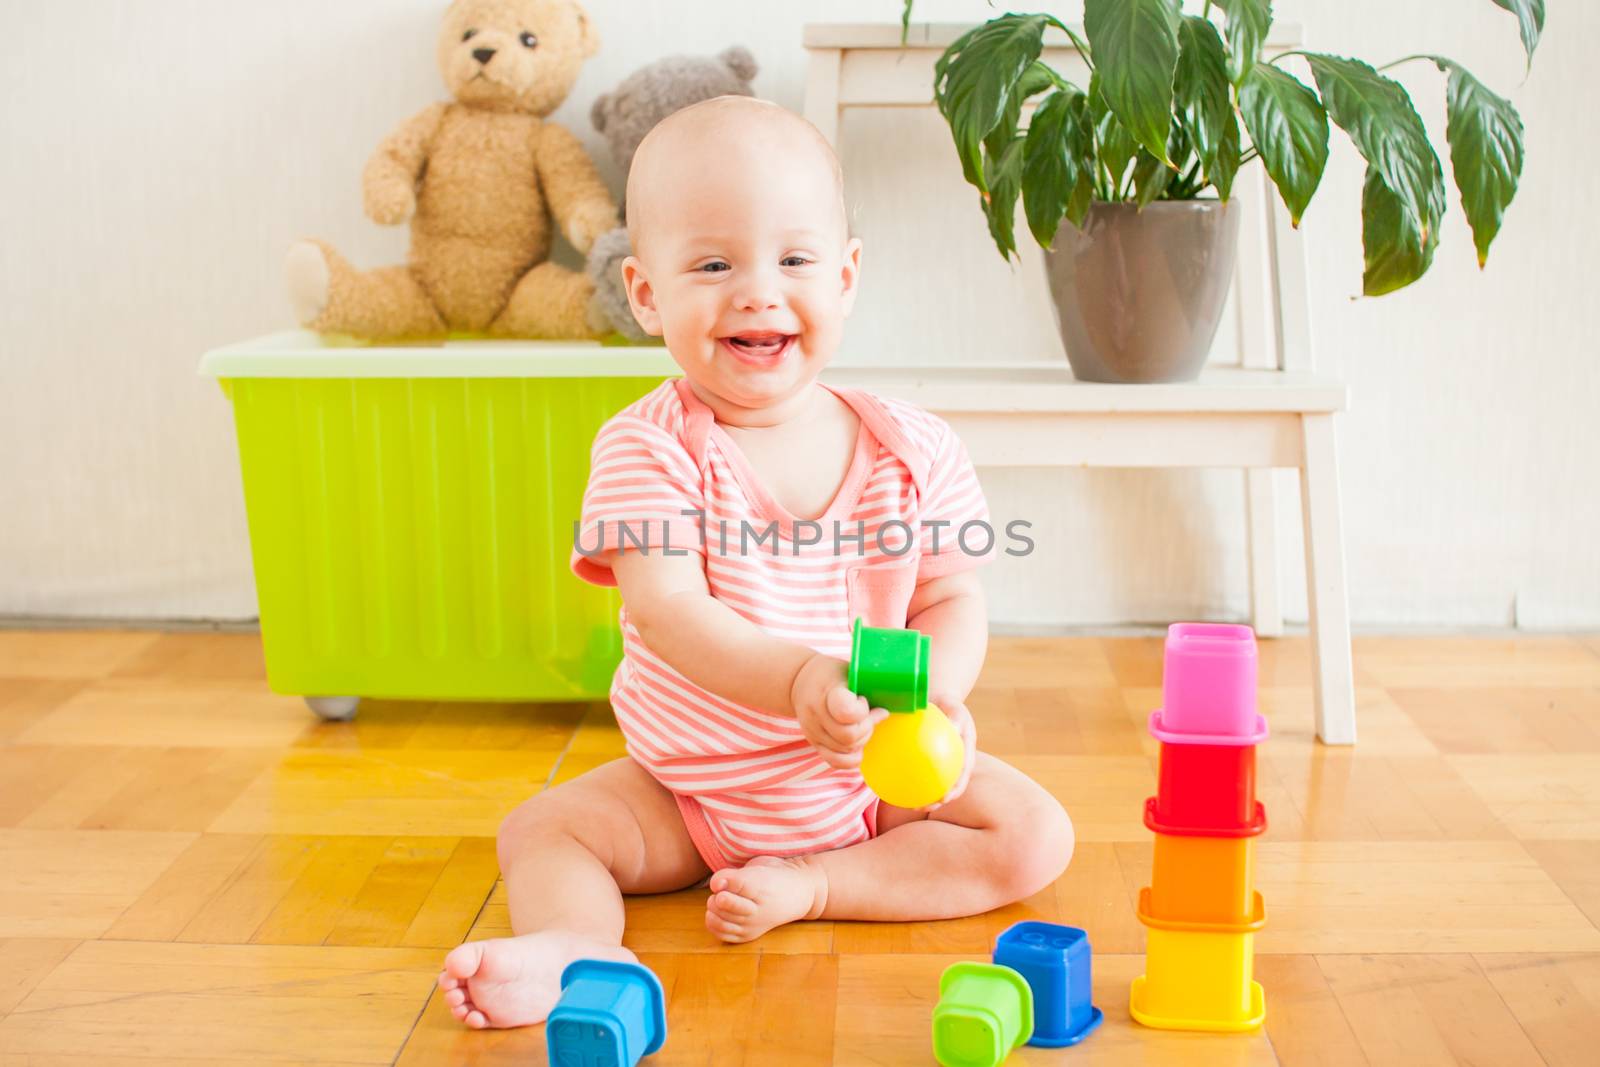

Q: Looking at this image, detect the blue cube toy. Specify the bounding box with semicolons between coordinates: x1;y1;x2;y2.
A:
546;959;667;1067
992;921;1103;1047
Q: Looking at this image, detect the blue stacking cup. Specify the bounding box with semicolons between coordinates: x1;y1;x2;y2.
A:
992;921;1104;1047
547;959;667;1067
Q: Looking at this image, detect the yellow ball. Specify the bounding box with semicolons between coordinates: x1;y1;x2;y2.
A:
860;702;966;809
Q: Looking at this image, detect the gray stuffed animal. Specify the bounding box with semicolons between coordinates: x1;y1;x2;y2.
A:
586;46;759;340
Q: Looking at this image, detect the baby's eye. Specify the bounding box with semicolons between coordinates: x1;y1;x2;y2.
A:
781;256;812;267
699;261;731;273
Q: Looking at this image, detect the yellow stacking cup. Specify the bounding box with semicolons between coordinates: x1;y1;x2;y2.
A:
1130;926;1264;1032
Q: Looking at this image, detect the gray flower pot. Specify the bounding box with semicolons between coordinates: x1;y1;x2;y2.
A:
1043;200;1241;383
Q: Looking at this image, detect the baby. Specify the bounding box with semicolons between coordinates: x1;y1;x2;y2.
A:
438;95;1073;1030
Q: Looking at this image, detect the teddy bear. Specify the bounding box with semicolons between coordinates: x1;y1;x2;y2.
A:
584;46;760;341
285;0;619;342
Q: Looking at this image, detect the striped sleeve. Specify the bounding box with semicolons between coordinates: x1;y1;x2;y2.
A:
569;414;708;588
917;418;997;580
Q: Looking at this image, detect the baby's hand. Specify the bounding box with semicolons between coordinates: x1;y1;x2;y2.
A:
791;653;889;770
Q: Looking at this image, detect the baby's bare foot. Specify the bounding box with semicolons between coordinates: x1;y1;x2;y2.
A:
704;855;827;944
437;930;636;1029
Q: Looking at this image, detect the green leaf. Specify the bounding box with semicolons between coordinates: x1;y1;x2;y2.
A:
1432;57;1525;266
1214;0;1273;84
1067;163;1095;226
988;62;1057;163
1238;64;1329;225
1174;16;1232;188
934;14;1061;194
1084;0;1180;166
982;136;1027;261
1361;168;1437;295
1131;147;1175;208
1213;110;1242;200
1305;54;1446;294
1022;88;1096;247
1090;74;1139;195
1490;0;1544;69
901;0;913;45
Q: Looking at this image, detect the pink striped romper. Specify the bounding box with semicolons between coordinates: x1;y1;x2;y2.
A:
569;376;996;872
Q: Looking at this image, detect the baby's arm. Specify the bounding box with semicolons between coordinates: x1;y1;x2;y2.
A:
907;569;989;706
609;547;810;712
609;548;880;767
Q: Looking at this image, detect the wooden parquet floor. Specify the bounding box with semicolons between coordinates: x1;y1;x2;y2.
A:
1;629;1599;1065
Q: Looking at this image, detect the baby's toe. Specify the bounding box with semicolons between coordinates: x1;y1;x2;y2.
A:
715;869;753;899
705;902;745;934
443;986;467;1009
464;1007;488;1030
713;890;757;917
441;941;485;981
714;921;757;944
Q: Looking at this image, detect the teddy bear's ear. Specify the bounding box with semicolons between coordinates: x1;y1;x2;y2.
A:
590;92;610;134
719;45;758;83
576;7;600;59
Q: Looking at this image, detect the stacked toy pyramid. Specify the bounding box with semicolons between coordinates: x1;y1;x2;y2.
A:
1129;623;1269;1032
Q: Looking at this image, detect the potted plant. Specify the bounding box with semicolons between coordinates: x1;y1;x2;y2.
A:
902;0;1540;382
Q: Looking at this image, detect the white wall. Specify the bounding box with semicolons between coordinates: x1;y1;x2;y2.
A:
1;1;1595;628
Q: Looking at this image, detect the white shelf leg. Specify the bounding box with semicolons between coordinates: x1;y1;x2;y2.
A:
1299;414;1356;744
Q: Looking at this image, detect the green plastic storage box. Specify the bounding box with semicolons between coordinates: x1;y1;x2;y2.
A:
199;330;677;719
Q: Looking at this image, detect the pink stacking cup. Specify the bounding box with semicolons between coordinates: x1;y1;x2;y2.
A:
1151;623;1264;742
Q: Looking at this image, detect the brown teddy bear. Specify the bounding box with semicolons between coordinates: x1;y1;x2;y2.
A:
286;0;618;342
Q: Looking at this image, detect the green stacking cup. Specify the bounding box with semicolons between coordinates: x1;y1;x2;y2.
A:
848;617;929;713
933;961;1034;1067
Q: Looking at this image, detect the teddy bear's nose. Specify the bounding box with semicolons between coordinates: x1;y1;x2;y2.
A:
472;47;496;65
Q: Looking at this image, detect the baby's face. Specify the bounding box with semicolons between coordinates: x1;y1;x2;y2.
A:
622;122;861;414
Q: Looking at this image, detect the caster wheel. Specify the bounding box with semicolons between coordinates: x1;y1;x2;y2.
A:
306;696;360;721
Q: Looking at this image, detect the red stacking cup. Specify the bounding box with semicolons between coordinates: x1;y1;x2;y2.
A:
1144;741;1266;837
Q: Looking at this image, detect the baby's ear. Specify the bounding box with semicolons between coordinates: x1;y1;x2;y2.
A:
621;255;663;337
839;236;864;317
590;92;610;134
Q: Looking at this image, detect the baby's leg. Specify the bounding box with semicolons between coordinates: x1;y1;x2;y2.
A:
705;754;1072;942
439;756;709;1029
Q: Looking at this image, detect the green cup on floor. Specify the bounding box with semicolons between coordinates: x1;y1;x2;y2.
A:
932;961;1034;1067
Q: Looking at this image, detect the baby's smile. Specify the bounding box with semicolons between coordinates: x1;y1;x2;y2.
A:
719;331;795;366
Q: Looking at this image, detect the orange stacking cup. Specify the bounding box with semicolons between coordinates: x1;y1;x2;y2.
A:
1143;834;1265;930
